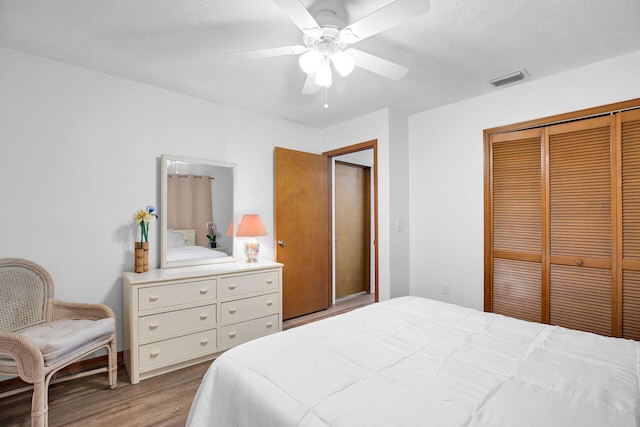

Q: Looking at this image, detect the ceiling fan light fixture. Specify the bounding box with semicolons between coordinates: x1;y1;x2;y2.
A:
299;49;323;74
315;59;333;87
331;50;355;77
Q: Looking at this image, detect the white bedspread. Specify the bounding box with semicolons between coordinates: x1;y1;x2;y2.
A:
187;296;640;427
166;245;228;263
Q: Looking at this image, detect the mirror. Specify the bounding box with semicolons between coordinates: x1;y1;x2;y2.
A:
160;154;236;268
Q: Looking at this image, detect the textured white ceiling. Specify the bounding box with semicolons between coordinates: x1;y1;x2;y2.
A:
1;0;640;128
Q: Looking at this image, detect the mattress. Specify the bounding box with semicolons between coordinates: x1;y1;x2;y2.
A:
187;296;640;427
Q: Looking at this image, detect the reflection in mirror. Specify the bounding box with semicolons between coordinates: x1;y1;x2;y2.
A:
160;155;236;268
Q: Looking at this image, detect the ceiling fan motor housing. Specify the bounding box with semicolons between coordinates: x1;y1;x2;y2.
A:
303;9;348;51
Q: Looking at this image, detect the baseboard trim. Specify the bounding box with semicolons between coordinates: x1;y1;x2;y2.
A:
0;351;124;395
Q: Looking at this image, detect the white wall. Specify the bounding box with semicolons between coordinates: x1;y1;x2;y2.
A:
0;47;323;347
323;109;392;300
388;110;410;297
409;49;640;311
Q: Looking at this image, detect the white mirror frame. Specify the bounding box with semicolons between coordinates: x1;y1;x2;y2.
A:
160;154;237;268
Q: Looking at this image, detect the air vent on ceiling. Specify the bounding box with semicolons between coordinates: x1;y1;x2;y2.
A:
489;69;529;87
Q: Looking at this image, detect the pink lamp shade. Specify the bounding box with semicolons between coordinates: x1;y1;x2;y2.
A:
236;214;268;237
226;221;234;236
236;214;267;262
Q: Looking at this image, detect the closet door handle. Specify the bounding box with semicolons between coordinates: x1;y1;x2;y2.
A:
278;240;286;247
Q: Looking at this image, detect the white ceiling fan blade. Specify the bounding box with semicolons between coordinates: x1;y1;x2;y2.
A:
225;45;307;60
340;0;430;43
302;72;320;94
351;49;408;80
272;0;322;38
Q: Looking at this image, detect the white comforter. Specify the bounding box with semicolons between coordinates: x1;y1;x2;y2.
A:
187;296;640;427
166;245;228;263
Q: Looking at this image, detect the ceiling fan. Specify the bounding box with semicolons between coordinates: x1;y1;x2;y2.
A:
225;0;430;95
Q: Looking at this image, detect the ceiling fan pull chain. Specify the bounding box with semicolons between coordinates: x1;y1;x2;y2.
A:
324;88;329;109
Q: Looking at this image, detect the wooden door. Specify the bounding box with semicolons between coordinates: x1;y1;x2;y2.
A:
486;114;617;336
274;147;331;320
487;128;543;323
620;109;640;340
335;162;370;299
547;117;614;336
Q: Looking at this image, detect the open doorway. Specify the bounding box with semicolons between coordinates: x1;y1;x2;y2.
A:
324;140;378;305
275;141;378;322
333;159;372;304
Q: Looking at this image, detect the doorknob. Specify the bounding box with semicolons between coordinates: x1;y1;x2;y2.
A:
278;240;286;247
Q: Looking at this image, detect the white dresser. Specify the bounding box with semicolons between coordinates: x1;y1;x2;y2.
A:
122;260;282;384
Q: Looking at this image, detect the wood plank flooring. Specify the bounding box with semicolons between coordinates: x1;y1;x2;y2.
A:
0;292;374;426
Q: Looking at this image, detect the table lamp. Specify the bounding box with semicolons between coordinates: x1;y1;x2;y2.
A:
236;214;268;262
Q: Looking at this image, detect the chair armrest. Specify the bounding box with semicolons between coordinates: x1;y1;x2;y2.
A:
0;332;45;382
52;300;116;321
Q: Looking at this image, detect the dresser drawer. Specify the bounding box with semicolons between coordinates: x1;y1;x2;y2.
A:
219;314;279;347
221;293;279;323
218;270;278;298
138;304;216;341
138;329;217;368
138;278;216;311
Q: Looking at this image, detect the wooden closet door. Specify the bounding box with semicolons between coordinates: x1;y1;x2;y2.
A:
547;116;615;336
621;109;640;340
488;129;543;322
335;162;370;299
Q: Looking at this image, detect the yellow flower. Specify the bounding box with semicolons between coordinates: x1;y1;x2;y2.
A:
134;210;152;224
133;206;158;243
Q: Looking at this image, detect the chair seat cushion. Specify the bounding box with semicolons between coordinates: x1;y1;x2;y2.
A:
20;318;115;364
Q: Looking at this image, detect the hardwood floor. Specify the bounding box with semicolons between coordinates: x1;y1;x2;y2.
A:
0;292;374;426
283;291;375;329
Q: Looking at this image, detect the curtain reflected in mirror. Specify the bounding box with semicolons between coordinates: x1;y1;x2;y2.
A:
161;155;236;268
167;175;212;246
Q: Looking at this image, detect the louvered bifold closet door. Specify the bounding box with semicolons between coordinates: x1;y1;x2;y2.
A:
622;109;640;340
490;129;542;322
548;116;614;336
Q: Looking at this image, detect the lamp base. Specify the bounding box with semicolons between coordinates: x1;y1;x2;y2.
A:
244;239;260;263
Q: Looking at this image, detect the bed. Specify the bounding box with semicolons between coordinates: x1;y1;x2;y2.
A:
166;229;228;263
187;296;640;427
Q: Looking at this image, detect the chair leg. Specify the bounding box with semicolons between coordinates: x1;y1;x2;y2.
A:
31;379;47;427
108;338;117;389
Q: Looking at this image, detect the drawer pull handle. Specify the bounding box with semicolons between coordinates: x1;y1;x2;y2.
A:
149;322;159;329
200;288;208;294
149;295;159;302
228;284;236;290
266;279;273;284
149;349;160;357
266;300;273;306
228;307;237;314
266;321;273;328
228;331;236;338
200;313;208;320
200;338;209;345
576;258;584;267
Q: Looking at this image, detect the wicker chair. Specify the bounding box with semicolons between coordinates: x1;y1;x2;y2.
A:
0;258;117;427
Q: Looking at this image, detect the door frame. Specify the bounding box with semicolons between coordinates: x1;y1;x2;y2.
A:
324;140;379;302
